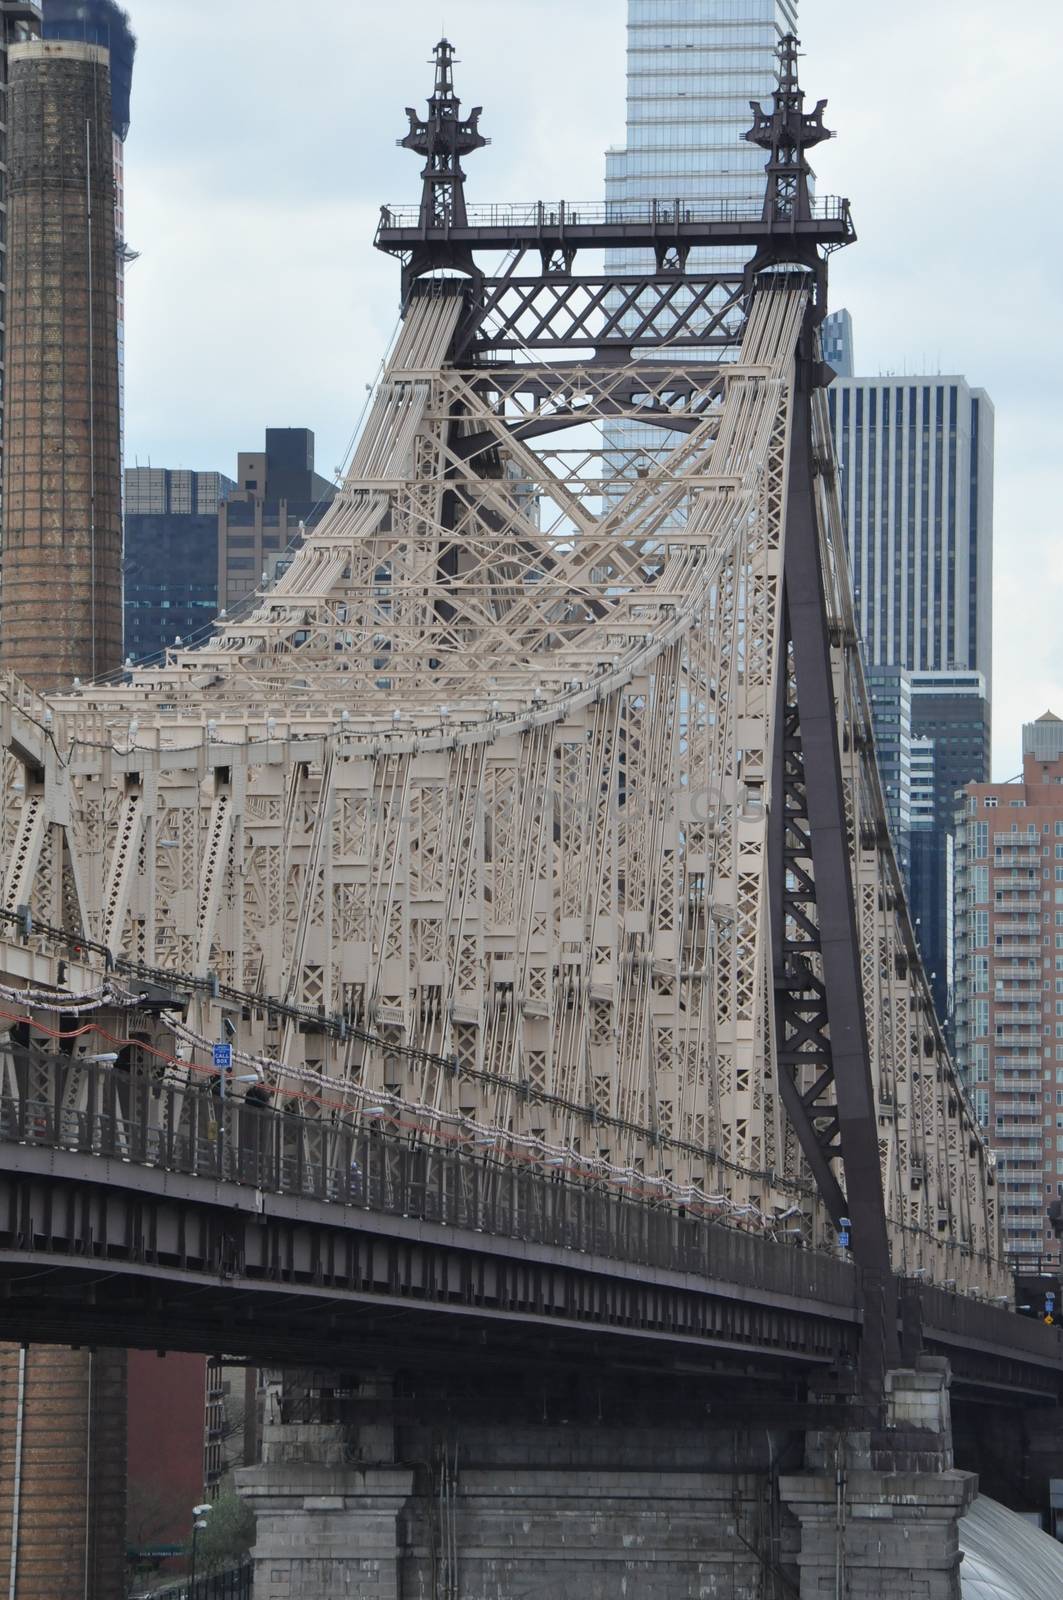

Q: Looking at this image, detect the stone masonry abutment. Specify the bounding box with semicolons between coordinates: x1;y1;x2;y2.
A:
238;1356;982;1599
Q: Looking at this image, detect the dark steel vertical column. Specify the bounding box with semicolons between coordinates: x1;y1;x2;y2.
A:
0;39;122;689
781;336;898;1383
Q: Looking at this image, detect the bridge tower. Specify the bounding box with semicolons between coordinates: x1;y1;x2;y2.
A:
229;37;983;1598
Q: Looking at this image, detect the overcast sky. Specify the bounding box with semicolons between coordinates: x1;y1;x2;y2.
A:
122;0;1063;778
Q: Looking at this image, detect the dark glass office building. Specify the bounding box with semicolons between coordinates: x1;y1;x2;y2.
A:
124;468;234;662
909;670;992;1028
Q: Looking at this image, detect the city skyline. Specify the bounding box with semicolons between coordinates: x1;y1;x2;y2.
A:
118;0;1062;779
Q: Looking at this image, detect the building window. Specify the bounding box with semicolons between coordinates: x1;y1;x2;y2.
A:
985;797;998;808
975;821;989;857
974;866;990;902
974;910;989;947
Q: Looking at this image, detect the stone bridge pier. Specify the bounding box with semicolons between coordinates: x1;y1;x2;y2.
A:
238;1355;976;1600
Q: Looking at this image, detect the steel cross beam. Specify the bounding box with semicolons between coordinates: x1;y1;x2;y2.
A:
453;269;749;358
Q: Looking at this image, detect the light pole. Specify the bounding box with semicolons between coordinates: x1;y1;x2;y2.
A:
189;1503;212;1598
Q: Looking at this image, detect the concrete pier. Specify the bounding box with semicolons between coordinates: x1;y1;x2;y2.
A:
239;1358;989;1599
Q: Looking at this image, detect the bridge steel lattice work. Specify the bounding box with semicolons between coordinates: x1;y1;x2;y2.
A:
0;38;1009;1386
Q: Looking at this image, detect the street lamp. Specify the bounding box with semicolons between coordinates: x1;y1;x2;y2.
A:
190;1504;212;1597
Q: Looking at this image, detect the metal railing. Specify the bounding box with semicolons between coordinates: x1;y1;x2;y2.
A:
0;1049;856;1306
133;1562;252;1600
377;197;851;230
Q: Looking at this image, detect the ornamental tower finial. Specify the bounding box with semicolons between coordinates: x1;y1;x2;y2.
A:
401;38;488;231
745;34;832;227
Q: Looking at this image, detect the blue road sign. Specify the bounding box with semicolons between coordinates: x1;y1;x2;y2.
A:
212;1042;233;1069
838;1230;850;1249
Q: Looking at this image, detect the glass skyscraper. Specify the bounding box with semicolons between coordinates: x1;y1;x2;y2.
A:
822;308;854;378
603;1;799;493
605;0;799;259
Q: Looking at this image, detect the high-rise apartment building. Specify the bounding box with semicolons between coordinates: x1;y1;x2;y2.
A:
954;720;1063;1266
911;737;936;833
124;467;236;662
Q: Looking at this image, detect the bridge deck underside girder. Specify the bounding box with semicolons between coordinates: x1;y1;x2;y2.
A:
0;1145;1054;1401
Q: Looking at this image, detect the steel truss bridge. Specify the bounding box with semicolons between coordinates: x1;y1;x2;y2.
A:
0;37;1056;1401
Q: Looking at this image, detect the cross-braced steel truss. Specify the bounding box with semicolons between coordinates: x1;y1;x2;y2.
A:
0;36;1004;1310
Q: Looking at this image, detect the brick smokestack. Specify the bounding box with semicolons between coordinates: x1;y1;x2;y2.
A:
0;1346;127;1598
0;39;122;689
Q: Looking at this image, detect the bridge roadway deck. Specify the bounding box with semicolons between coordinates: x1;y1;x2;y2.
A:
0;1067;1058;1397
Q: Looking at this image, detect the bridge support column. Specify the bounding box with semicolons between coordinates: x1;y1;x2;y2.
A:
238;1374;414;1600
238;1369;802;1599
781;1359;976;1599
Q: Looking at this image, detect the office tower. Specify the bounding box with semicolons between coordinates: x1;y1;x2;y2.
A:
828;375;994;1025
218;427;335;609
953;728;1063;1265
827;376;993;690
864;662;912;862
42;1;135;453
0;37;122;688
822;307;854;377
124;466;236;661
